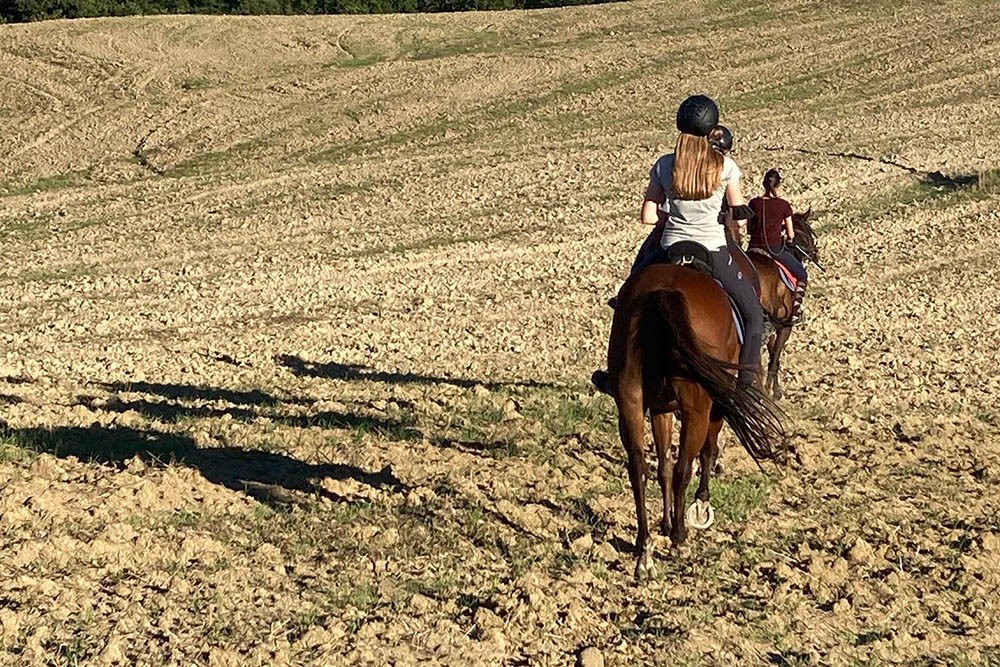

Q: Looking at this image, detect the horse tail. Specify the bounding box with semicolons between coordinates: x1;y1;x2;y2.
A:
638;289;784;463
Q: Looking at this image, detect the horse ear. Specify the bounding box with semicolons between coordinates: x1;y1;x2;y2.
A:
805;206;812;219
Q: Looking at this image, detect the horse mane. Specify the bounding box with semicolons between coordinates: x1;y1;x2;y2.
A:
791;209;819;261
792;209;816;242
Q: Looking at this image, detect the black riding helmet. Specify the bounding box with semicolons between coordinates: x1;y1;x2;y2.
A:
709;125;734;153
676;95;720;137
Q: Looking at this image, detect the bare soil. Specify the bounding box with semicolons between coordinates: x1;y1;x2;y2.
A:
1;0;1000;664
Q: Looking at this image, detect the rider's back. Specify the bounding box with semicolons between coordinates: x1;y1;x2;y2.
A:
747;196;792;251
653;153;742;251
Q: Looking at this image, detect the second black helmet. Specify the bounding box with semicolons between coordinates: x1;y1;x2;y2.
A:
676;95;720;137
709;125;734;153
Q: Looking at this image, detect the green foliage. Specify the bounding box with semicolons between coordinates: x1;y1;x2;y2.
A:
1;0;622;22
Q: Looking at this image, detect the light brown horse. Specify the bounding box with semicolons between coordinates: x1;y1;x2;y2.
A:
598;261;784;578
747;210;821;398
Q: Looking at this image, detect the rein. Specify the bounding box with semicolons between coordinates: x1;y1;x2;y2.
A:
792;242;825;271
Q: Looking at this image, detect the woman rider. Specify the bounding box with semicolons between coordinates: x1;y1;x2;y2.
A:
747;169;808;323
601;95;763;387
625;124;736;276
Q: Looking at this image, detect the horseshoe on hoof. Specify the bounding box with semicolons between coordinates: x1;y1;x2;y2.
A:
686;500;715;529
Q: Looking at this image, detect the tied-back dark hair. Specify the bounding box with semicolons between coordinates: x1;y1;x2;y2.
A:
763;168;782;197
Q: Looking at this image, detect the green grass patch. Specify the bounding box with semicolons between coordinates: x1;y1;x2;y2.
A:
338;412;422;442
520;388;616;439
707;0;774;26
15;263;97;284
973;167;1000;194
454;401;508;442
729;77;824;112
701;473;774;524
0;424;195;465
309;62;654;164
164;149;235;178
344;224;546;260
400;29;501;61
0;436;36;464
162;140;265;178
180;77;214;91
0;168;93;197
402;569;461;599
337;52;384;68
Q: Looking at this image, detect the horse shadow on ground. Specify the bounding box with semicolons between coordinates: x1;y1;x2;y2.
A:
276;354;560;391
2;421;407;506
3;377;413;506
77;380;422;440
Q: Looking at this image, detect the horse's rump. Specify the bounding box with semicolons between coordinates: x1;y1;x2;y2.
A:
611;265;782;462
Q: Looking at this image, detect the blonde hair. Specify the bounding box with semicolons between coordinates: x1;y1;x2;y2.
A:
672;133;724;200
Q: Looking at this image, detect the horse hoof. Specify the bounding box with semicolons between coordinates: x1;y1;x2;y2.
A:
686;500;715;529
634;552;656;580
714;461;725;476
669;542;691;559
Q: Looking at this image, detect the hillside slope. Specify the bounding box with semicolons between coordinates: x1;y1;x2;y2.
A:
1;1;999;664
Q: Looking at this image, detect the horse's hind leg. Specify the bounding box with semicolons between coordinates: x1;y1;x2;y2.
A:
650;410;674;537
671;383;710;548
687;412;723;530
617;390;652;578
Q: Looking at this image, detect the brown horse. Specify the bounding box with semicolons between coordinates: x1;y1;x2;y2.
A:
598;261;784;578
747;210;821;399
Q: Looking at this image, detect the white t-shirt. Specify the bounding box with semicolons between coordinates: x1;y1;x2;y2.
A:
651;153;741;251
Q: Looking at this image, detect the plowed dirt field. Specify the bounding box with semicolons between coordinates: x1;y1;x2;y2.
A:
2;0;1000;664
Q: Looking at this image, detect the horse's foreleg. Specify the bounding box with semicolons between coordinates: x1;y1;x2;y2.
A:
671;384;710;548
769;325;793;400
650;411;674;537
618;392;652;578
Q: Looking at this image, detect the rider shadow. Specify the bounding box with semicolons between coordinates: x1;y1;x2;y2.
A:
1;422;408;505
276;354;559;391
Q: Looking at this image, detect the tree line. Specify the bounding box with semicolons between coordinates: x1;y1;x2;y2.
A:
0;0;612;22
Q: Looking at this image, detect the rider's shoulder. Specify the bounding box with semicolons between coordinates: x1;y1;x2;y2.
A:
722;154;742;179
651;152;676;177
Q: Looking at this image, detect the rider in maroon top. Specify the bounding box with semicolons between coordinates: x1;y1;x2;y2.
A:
748;194;793;253
747;169;808;322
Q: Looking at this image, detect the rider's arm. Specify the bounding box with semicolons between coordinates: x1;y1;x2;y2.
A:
725;178;747;208
726;178;755;225
784;216;795;241
641;177;666;225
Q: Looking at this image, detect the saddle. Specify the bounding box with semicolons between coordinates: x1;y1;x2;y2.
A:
748;247;798;291
662;241;714;275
